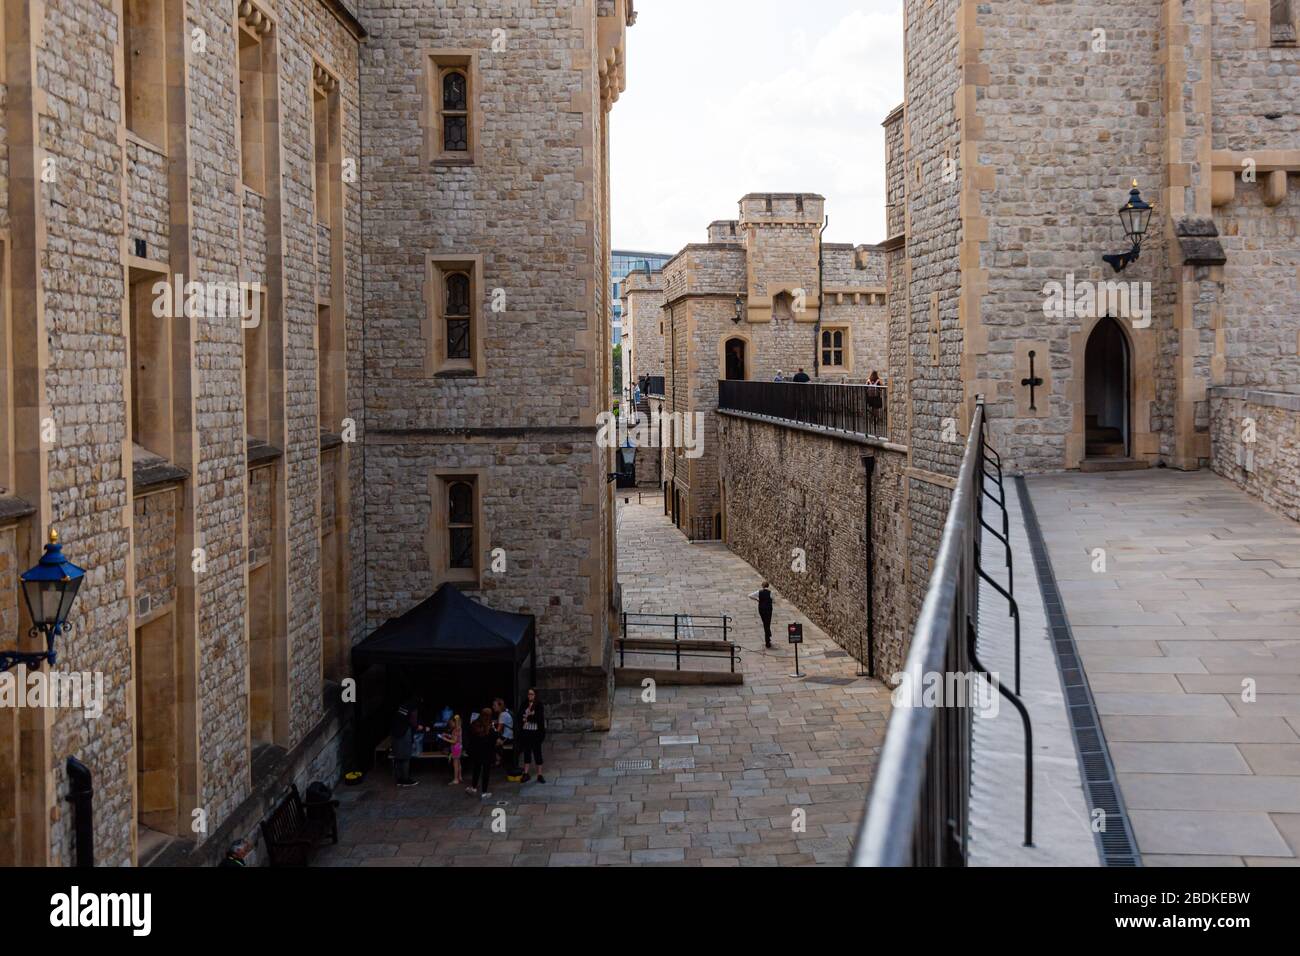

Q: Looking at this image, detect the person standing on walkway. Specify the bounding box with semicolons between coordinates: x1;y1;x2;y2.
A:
792;368;811;383
439;714;463;786
465;707;496;798
749;583;775;649
518;688;547;784
391;697;424;789
492;697;515;772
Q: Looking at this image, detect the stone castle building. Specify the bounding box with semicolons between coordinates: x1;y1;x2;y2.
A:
652;194;889;541
886;0;1300;471
874;0;1300;623
0;0;633;867
672;0;1300;686
621;264;665;488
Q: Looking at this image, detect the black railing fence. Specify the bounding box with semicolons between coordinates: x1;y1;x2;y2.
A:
642;376;666;398
852;399;1033;867
717;380;888;439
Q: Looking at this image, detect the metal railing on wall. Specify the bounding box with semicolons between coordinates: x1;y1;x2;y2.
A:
852;400;1033;867
717;380;888;440
642;376;666;398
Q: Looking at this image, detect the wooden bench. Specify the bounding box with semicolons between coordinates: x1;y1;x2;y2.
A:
259;784;338;867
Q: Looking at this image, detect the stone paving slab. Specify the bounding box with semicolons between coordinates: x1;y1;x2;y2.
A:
324;499;891;867
968;479;1099;866
1029;470;1300;865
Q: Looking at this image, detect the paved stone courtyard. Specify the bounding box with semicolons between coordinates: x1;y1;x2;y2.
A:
1030;470;1300;866
322;497;892;866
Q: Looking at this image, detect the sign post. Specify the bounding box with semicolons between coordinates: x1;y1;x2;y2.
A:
788;622;805;679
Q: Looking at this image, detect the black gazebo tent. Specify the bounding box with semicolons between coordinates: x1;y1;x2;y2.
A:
350;584;537;765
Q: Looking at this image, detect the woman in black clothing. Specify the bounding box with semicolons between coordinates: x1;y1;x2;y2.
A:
518;688;547;784
465;707;497;798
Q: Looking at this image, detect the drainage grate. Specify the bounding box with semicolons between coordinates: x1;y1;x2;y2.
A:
806;676;858;686
614;759;653;771
1017;476;1142;868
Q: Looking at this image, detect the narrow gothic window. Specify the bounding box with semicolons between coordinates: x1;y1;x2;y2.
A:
448;481;476;570
445;271;472;360
442;69;469;152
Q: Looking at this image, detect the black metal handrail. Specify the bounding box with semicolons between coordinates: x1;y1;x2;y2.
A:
718;380;887;440
642;376;665;398
622;612;732;642
853;400;1033;866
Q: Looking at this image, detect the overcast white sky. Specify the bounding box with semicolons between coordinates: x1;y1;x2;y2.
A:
611;0;904;254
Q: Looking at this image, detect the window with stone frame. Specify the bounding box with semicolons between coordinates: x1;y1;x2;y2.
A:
429;472;483;586
1273;0;1297;45
427;52;476;163
124;0;167;148
821;327;848;370
427;256;484;376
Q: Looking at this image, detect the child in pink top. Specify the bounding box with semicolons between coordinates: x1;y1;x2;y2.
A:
439;715;463;785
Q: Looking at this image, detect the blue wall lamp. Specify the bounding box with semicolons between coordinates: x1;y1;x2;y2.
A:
3;529;85;672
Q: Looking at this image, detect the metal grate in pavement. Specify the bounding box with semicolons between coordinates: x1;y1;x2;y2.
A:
614;759;653;771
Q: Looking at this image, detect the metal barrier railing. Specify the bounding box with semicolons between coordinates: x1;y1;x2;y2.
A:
718;380;888;440
621;612;732;642
852;399;1033;866
618;612;739;674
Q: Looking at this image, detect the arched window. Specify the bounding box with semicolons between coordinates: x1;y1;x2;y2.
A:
441;69;469;152
448;481;476;569
444;271;471;360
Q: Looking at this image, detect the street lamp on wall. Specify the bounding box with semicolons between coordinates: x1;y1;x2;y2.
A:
1103;180;1154;273
733;295;744;324
4;529;86;672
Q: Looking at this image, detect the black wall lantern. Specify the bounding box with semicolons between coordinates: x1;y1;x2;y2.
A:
1103;180;1154;273
4;529;86;672
733;295;745;324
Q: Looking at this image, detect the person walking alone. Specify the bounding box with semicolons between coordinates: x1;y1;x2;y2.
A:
749;582;775;649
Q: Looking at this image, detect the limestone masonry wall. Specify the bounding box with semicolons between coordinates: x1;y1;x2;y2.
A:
1210;387;1300;521
719;414;910;679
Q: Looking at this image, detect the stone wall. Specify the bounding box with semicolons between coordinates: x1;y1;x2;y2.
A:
126;138;170;262
1217;182;1300;391
0;0;365;866
718;413;911;679
1210;386;1300;521
133;488;177;619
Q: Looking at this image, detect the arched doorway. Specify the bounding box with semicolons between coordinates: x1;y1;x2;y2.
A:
724;338;747;381
1084;316;1130;459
